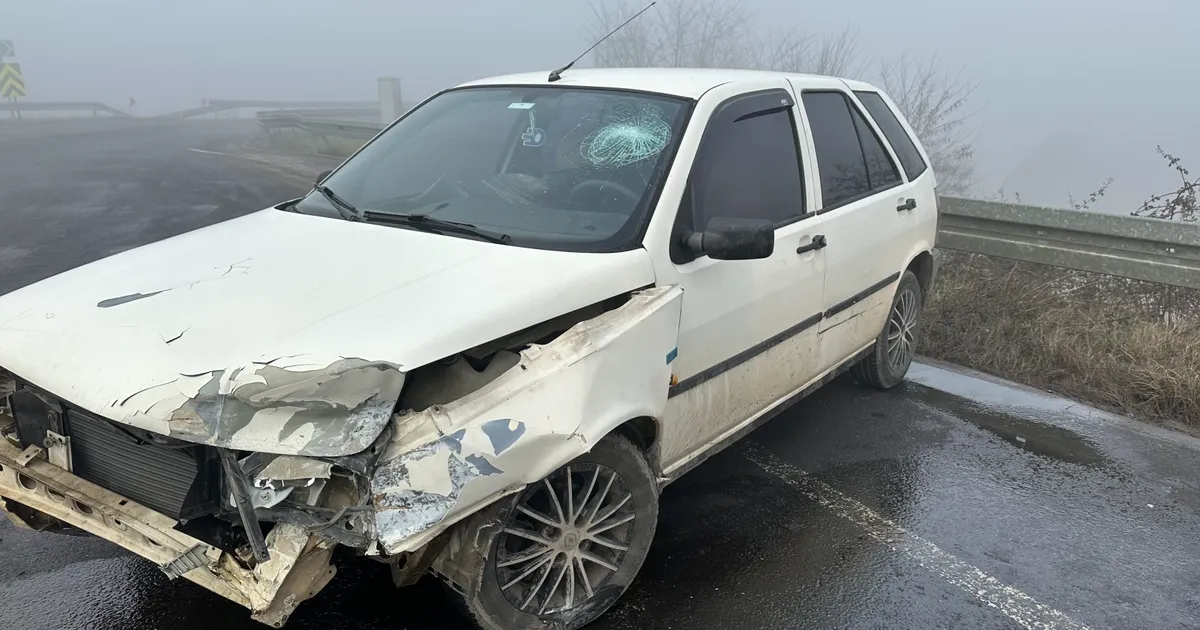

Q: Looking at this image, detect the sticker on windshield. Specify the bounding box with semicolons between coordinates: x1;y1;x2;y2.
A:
508;102;535;109
521;111;546;147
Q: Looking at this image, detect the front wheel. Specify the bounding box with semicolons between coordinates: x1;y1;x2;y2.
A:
850;270;923;389
442;434;658;630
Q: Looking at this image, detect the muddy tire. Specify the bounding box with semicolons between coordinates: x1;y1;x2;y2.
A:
442;434;658;630
850;270;923;390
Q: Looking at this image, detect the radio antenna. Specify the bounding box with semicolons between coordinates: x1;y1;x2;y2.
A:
548;1;656;82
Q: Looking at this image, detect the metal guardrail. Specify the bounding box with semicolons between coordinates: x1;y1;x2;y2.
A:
260;107;378;120
257;110;385;137
256;111;1200;290
937;197;1200;289
164;100;377;119
301;117;386;137
0;101;129;117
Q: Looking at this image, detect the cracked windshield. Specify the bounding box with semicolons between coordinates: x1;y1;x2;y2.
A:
297;87;687;249
1;0;1198;629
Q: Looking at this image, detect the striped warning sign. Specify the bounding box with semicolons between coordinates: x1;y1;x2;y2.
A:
0;63;26;98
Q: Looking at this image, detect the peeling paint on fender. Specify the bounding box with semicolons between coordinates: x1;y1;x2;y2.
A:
371;285;683;555
480;418;525;455
373;439;504;543
97;290;169;308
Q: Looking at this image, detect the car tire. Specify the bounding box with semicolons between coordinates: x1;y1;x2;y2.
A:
442;434;658;630
850;270;923;390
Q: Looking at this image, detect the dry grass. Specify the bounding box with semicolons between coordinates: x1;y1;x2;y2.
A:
922;252;1200;430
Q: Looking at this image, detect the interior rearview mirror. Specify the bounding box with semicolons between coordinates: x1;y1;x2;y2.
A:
316;170;332;185
682;217;774;260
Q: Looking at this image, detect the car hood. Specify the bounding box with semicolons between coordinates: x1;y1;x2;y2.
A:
0;208;656;456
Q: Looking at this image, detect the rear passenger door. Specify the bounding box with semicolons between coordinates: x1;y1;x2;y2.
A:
791;83;914;374
854;89;939;252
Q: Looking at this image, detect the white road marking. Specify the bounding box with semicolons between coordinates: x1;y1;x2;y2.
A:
186;148;228;156
742;444;1091;630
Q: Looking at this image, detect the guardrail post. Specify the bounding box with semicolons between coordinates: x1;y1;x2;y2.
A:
378;77;401;126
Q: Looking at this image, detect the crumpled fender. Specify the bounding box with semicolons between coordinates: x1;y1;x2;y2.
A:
370;285;683;556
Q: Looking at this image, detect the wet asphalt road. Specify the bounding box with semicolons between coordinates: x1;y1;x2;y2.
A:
2;121;1199;630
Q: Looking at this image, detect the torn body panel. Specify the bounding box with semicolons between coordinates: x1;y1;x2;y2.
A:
4;355;405;458
144;357;407;458
370;285;683;556
0;421;333;628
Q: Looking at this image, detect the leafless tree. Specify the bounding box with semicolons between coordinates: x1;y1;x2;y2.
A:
750;25;864;77
880;54;979;195
587;0;861;76
587;0;752;69
587;1;979;194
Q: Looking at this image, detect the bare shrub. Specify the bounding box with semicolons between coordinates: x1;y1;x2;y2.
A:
1133;147;1198;222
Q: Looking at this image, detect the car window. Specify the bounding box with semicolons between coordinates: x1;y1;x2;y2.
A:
801;91;871;208
293;86;689;253
691;108;806;229
851;105;901;190
855;91;928;181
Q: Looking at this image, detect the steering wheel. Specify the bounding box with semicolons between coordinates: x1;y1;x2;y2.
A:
567;179;641;206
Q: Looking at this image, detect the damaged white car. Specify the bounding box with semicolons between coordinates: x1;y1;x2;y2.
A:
0;68;938;629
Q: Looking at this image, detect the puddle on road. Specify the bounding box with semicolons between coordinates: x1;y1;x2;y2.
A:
907;384;1110;468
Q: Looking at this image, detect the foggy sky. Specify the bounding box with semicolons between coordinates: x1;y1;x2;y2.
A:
8;0;1199;211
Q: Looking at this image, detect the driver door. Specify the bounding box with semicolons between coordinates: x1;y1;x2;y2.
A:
652;82;828;472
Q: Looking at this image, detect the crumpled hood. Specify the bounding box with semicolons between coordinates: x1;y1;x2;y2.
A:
0;208;655;456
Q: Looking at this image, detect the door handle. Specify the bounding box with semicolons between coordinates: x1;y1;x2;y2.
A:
897;198;917;212
796;234;827;254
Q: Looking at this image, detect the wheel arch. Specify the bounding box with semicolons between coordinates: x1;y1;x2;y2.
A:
612;415;663;477
906;249;936;298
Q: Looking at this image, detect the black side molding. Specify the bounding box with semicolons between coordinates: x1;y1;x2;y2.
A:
666;271;902;399
824;272;901;319
669;312;823;398
660;344;875;485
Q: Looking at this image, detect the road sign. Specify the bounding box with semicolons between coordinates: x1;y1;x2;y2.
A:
0;63;26;98
0;40;13;59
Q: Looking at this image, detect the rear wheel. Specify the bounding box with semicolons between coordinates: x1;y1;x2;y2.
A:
851;270;923;389
443;434;658;630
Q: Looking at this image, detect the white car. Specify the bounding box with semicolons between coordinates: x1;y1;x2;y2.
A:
0;68;938;629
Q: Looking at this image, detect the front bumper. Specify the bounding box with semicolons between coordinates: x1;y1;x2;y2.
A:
0;414;335;627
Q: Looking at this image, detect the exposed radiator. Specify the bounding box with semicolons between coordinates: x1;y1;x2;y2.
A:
66;410;217;520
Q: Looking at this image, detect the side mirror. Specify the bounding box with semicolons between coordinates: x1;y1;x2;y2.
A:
316;170;332;185
682;217;775;260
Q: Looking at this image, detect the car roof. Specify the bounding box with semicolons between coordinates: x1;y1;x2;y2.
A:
455;67;880;99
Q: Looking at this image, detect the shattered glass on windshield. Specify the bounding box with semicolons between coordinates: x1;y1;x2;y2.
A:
293;86;689;252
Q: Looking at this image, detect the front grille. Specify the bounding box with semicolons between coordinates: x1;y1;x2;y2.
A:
66;410;217;520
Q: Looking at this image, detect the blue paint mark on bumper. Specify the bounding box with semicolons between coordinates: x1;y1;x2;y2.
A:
666;346;678;365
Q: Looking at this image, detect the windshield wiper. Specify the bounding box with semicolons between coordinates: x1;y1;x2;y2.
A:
362;211;511;245
313;184;362;221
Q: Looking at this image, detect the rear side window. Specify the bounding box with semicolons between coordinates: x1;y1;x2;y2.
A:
855;91;928;181
801;91;872;208
852;106;901;190
803;91;906;209
691;108;806;228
